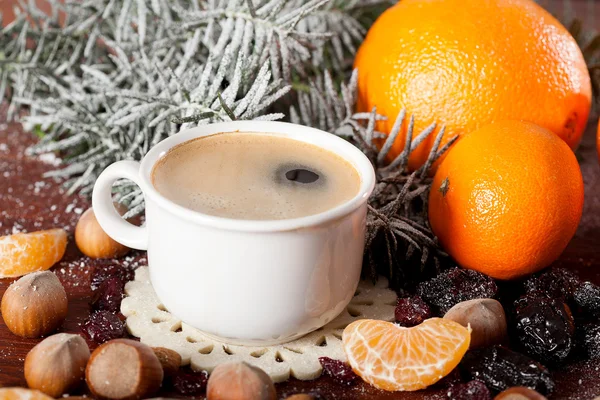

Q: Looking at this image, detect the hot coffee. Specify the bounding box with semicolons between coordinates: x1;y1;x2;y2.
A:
151;132;361;220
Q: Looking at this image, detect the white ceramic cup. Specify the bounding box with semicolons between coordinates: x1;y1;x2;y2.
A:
92;121;375;345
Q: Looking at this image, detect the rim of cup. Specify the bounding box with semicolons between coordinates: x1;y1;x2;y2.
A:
138;121;376;233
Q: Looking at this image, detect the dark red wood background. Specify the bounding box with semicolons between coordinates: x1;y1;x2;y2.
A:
2;1;600;399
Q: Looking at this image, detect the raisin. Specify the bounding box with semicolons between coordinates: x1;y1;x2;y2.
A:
81;311;125;344
90;276;125;313
319;357;358;386
577;323;600;360
91;263;135;291
459;346;554;395
574;281;600;317
416;268;498;314
513;294;574;365
172;369;208;395
446;380;491;400
395;296;431;327
523;267;580;301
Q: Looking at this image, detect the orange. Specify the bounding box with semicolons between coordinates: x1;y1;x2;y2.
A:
342;318;470;391
428;120;584;280
355;0;591;170
0;229;67;278
0;388;54;400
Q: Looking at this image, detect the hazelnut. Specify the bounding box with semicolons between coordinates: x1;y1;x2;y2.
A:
152;347;182;377
284;395;315;400
494;386;548;400
75;206;130;259
1;271;68;338
207;362;276;400
25;333;90;397
444;298;507;348
86;339;164;400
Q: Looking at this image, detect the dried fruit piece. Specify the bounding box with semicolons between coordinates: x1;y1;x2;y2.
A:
446;380;491;400
514;294;574;365
207;362;276;400
574;281;600;316
153;347;182;377
90;276;125;312
75;207;130;259
25;333;90;397
577;323;600;360
0;229;67;278
494;386;548;400
1;271;68;338
86;339;164;400
417;268;497;314
318;357;358;386
91;263;135;291
394;296;431;327
523;267;580;301
172;369;208;395
444;299;507;349
342;318;471;391
460;346;554;394
81;311;125;344
0;388;54;400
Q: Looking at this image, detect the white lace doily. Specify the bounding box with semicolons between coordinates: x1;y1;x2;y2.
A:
121;267;396;382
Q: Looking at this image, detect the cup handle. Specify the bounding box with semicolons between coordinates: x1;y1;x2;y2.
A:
92;160;149;250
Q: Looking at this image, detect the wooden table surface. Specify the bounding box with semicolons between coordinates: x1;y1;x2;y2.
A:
2;1;600;399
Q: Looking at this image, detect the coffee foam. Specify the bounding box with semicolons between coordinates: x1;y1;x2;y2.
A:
151;132;361;220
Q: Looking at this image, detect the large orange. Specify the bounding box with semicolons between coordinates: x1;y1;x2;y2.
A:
428;120;584;280
355;0;591;170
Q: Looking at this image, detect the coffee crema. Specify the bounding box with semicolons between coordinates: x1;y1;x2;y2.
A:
151;132;361;220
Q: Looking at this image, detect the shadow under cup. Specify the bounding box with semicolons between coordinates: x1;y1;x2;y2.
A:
92;121;376;345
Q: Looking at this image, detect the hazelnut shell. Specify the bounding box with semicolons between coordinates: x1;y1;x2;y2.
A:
444;298;507;348
86;339;164;400
25;333;90;397
1;271;68;338
75;206;130;259
207;362;276;400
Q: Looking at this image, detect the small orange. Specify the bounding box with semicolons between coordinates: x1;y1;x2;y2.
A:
429;120;584;280
0;388;54;400
0;229;67;278
355;0;591;170
342;318;471;391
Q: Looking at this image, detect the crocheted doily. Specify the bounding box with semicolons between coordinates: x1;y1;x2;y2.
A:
121;267;396;382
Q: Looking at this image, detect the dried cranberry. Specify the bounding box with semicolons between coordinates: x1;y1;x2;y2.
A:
446;380;491;400
91;264;135;291
81;311;125;344
395;296;431;327
90;276;125;312
459;346;554;395
514;294;574;365
578;323;600;360
319;357;358;386
574;281;600;317
523;267;580;301
172;369;208;395
416;268;497;314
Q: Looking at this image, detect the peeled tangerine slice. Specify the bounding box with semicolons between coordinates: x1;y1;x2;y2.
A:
0;388;54;400
0;229;67;278
342;318;471;391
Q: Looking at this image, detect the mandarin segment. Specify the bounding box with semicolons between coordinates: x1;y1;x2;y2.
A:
0;388;55;400
342;318;471;391
0;229;67;278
